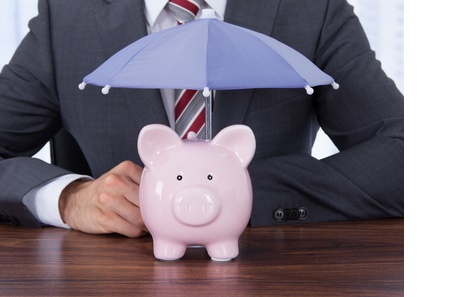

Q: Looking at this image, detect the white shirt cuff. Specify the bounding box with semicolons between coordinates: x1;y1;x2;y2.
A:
22;174;93;229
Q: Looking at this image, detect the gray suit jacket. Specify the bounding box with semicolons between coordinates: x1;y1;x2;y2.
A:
0;0;404;228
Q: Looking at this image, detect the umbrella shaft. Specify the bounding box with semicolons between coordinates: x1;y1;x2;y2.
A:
205;92;213;140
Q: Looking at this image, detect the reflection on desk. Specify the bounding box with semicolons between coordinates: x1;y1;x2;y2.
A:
0;219;403;296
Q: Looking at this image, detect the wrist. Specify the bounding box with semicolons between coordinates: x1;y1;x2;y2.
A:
59;178;91;226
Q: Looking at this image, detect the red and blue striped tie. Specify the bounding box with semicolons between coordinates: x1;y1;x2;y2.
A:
167;0;205;139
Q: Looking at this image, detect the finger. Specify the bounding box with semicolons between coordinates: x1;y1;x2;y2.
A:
129;163;143;185
100;170;140;207
114;161;143;185
95;192;146;236
102;212;147;238
106;193;147;232
121;180;141;207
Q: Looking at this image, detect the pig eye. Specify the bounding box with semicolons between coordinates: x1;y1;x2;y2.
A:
177;175;183;181
207;174;213;180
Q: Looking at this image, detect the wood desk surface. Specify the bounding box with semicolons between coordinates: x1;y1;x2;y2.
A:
0;219;403;296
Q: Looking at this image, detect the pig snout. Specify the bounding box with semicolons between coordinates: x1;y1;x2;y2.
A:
173;187;222;226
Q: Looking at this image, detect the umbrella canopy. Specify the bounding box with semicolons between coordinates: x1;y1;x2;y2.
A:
79;9;338;95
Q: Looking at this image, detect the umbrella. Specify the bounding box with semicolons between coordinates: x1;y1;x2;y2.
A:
79;9;339;138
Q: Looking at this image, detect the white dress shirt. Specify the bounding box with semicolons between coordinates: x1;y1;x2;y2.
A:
22;0;227;228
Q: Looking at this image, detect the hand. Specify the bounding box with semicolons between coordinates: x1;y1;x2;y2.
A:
59;161;147;237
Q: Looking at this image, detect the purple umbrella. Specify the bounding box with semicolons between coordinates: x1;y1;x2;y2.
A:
79;9;338;138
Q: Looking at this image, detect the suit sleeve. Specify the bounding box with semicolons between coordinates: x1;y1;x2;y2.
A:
248;0;404;226
0;0;70;227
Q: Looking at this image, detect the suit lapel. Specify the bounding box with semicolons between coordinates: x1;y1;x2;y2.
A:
213;0;281;134
95;0;147;59
224;0;281;34
95;0;170;128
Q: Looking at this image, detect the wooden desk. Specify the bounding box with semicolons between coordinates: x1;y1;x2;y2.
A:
0;219;403;296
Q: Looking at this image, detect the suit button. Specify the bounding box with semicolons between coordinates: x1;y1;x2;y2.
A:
0;215;18;226
290;208;300;220
283;208;292;221
298;207;308;220
273;208;285;221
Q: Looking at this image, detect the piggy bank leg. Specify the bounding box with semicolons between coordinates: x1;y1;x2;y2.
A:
153;239;187;261
206;239;239;261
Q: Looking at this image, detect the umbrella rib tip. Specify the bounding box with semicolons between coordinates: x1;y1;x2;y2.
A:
203;87;211;97
332;81;340;90
305;85;314;95
78;82;87;90
102;85;111;95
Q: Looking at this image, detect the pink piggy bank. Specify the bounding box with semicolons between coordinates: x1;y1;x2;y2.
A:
137;124;256;261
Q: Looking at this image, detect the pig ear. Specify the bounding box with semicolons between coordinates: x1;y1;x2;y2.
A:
138;124;182;165
211;125;256;167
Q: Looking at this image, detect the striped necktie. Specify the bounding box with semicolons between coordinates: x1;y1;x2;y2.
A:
167;0;205;139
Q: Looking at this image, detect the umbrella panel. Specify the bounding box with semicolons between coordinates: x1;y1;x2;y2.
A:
83;19;334;91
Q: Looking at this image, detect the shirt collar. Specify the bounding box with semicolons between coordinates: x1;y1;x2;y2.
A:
144;0;226;28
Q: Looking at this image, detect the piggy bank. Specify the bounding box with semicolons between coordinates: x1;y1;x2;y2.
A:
137;124;256;261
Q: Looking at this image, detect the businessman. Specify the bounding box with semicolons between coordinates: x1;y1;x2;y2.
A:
0;0;404;237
